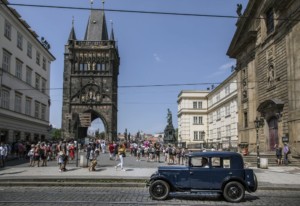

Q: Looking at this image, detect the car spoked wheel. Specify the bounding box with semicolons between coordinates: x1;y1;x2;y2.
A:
149;180;170;200
223;181;245;203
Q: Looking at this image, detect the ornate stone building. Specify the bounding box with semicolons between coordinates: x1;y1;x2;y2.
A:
61;7;120;141
227;0;300;155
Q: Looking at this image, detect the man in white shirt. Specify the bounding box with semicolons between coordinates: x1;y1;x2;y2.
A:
0;142;8;167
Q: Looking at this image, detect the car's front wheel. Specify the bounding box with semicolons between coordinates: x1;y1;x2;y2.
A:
223;181;245;203
149;180;170;200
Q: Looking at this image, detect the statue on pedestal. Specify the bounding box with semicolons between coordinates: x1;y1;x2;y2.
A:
164;109;176;145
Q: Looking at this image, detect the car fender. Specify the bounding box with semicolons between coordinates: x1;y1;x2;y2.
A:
148;174;176;191
221;176;249;191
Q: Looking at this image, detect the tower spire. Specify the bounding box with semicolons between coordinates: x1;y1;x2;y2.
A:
110;20;115;41
68;16;77;41
84;0;108;41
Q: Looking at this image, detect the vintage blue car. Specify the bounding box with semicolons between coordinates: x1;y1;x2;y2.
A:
147;151;257;203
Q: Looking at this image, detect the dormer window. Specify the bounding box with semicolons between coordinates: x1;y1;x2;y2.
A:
266;8;274;34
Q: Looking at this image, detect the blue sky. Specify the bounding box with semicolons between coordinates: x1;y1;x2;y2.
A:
9;0;248;135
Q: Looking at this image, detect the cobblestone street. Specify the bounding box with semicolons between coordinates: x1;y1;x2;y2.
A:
1;186;300;206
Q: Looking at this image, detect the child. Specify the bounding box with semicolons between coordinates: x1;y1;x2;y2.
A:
28;145;35;167
58;151;65;172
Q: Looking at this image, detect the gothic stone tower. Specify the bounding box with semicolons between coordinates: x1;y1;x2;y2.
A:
61;8;120;141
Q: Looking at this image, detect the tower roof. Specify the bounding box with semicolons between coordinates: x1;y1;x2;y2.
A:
84;9;108;41
68;25;77;41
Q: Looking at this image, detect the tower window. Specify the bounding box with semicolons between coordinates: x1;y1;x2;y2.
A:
266;8;274;34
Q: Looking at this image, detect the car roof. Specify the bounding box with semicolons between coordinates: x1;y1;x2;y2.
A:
186;151;242;158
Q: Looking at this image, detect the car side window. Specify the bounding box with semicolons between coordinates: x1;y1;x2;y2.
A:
211;157;221;167
190;157;209;168
223;158;231;168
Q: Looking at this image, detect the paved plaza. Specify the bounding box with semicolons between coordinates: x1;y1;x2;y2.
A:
0;152;300;190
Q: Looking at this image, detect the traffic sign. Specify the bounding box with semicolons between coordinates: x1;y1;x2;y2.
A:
79;113;91;127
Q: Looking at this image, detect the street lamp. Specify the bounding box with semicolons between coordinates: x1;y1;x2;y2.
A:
254;117;264;168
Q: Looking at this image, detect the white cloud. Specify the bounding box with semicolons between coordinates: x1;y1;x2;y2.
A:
207;61;235;78
153;53;161;62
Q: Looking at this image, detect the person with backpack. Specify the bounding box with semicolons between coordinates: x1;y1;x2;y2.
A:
283;143;290;165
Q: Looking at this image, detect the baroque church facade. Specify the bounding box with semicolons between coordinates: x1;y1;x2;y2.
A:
61;7;120;141
227;0;300;155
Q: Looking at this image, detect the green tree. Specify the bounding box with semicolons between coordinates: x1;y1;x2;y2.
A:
51;128;61;141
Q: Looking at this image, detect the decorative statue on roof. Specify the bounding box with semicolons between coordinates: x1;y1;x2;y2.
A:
167;108;172;126
236;4;243;17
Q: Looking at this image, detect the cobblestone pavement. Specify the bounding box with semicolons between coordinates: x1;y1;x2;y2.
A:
0;186;300;206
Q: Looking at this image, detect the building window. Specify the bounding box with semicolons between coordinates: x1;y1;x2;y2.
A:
0;89;10;109
41;104;46;120
42;57;46;70
14;93;22;113
17;32;23;50
27;42;32;58
36;51;40;65
226;125;231;137
200;131;205;141
244;111;248;128
15;59;23;79
35;73;40;90
25;97;32;115
4;20;11;40
266;8;274;34
193;116;203;125
217;128;221;140
194;131;198;141
217;110;221;120
193;101;202;109
193;102;197;109
225;85;230;95
26;66;32;85
34;101;40;118
41;78;46;93
2;50;11;72
225;105;230;117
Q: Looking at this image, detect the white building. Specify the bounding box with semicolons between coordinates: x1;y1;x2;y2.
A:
178;72;238;150
0;0;55;143
178;90;209;149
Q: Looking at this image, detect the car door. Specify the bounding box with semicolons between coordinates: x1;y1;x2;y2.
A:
189;156;212;190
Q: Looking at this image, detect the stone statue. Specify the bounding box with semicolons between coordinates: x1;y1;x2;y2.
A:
236;4;243;17
167;109;172;125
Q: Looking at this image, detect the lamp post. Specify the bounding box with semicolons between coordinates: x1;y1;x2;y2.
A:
254;117;264;168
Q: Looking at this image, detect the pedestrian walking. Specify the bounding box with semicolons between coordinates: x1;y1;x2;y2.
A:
108;142;114;160
58;151;66;172
27;145;35;166
274;144;282;165
33;144;41;167
115;143;126;171
283;143;290;165
0;142;8;167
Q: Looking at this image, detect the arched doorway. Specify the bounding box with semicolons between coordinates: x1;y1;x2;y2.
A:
88;118;106;140
268;117;278;151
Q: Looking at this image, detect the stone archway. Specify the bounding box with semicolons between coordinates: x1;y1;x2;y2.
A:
72;109;109;140
257;99;284;152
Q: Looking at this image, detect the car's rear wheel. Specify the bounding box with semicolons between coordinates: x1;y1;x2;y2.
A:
149;180;170;200
223;181;245;203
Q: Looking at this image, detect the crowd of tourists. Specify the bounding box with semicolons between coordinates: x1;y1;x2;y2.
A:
1;138;192;171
